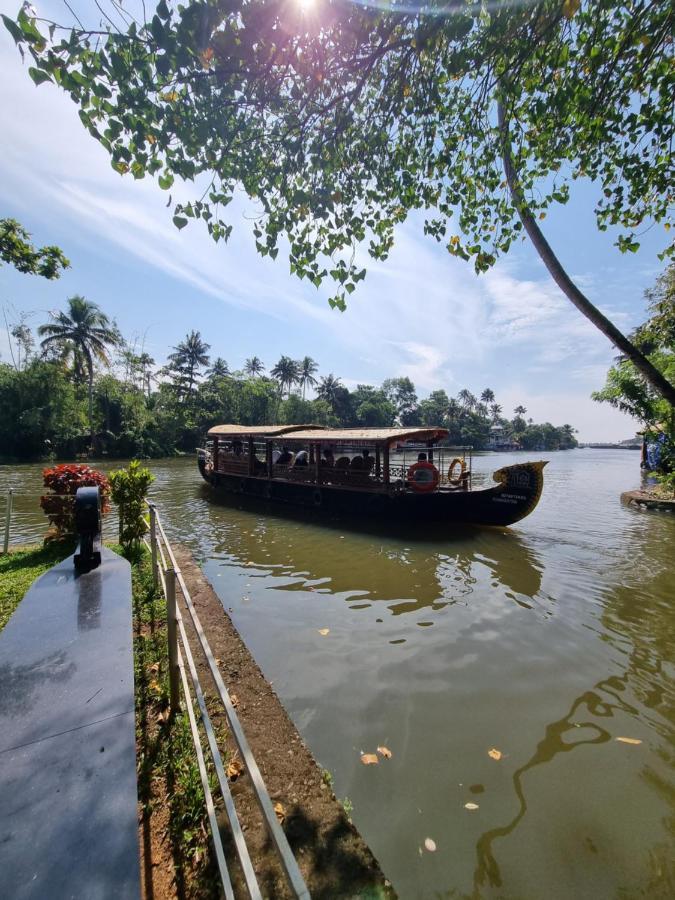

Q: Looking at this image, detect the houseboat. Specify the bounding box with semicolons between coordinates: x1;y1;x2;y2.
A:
197;425;547;527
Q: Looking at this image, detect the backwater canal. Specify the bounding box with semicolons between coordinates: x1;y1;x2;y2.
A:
2;450;674;899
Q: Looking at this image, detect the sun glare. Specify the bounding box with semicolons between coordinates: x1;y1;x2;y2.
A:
297;0;316;12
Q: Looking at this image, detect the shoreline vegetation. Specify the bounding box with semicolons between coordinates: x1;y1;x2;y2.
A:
1;301;578;463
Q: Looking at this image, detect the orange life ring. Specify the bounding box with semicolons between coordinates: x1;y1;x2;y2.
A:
448;457;466;486
408;461;440;493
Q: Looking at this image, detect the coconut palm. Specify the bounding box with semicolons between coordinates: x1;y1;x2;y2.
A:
447;398;461;423
298;356;319;399
514;405;527;416
38;295;121;446
457;388;477;410
270;355;300;398
207;357;230;378
316;373;343;409
167;330;211;398
490;402;502;422
137;352;155;397
480;388;495;405
244;356;265;377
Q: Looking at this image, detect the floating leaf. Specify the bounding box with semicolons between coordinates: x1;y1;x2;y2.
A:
488;748;502;761
616;736;642;745
424;837;436;852
318;628;330;636
360;753;379;765
274;801;286;823
377;746;392;759
464;802;479;810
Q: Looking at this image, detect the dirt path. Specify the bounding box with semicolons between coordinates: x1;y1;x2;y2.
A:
171;545;394;899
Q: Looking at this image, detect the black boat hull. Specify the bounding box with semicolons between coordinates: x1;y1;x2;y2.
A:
198;459;547;527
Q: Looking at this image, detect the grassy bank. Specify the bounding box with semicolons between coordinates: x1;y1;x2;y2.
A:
120;546;219;899
0;542;75;632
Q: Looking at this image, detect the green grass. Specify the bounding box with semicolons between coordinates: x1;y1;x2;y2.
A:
0;541;75;633
117;545;219;897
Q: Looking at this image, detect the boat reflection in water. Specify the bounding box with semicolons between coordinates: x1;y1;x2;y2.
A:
199;484;545;612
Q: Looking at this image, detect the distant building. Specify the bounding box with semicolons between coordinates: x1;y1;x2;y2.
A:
487;425;520;451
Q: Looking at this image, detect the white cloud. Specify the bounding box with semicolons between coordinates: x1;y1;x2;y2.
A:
0;24;646;441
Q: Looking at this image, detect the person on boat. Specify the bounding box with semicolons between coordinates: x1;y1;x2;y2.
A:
293;449;309;467
350;454;365;470
232;440;243;457
418;452;427;462
321;448;335;467
276;446;293;466
363;449;375;472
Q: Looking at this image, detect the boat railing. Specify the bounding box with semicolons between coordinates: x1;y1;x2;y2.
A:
144;501;310;900
209;445;474;494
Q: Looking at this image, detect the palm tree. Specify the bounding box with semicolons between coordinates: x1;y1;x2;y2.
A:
270;355;300;398
244;356;265;377
514;405;527;417
457;389;477;410
490;402;502;422
316;373;342;409
480;388;495;405
207;357;229;378
447;398;461;423
167;330;211;399
298;356;319;399
38;295;121;446
137;352;155;398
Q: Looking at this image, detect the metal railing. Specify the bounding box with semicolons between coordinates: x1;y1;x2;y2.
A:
2;489;13;555
145;502;310;900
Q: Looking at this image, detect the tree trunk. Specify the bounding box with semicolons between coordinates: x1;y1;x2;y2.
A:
497;101;675;408
88;366;94;451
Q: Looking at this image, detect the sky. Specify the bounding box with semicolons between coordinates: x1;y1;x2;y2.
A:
0;1;669;441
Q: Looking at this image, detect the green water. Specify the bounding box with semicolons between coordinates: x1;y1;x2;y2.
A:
2;451;674;898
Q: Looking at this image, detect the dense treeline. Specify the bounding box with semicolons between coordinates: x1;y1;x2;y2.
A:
0;297;577;460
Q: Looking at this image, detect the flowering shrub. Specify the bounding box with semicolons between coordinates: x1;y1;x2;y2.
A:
41;464;111;538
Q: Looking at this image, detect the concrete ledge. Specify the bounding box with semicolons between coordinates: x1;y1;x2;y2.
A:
0;547;140;899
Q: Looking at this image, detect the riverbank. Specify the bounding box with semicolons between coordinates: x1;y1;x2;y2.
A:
172;545;394;898
620;489;675;512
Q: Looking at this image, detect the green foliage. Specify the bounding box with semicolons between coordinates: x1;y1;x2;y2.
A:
38;296;122;445
6;1;672;312
593;265;675;428
1;303;577;458
125;547;217;890
0;217;69;279
109;461;155;553
164;330;211;400
0;359;87;458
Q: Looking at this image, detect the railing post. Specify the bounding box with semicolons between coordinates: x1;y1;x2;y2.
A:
3;489;13;555
165;567;180;716
148;503;158;588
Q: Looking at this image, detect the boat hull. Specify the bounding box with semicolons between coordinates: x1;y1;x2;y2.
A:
198;459;547;527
